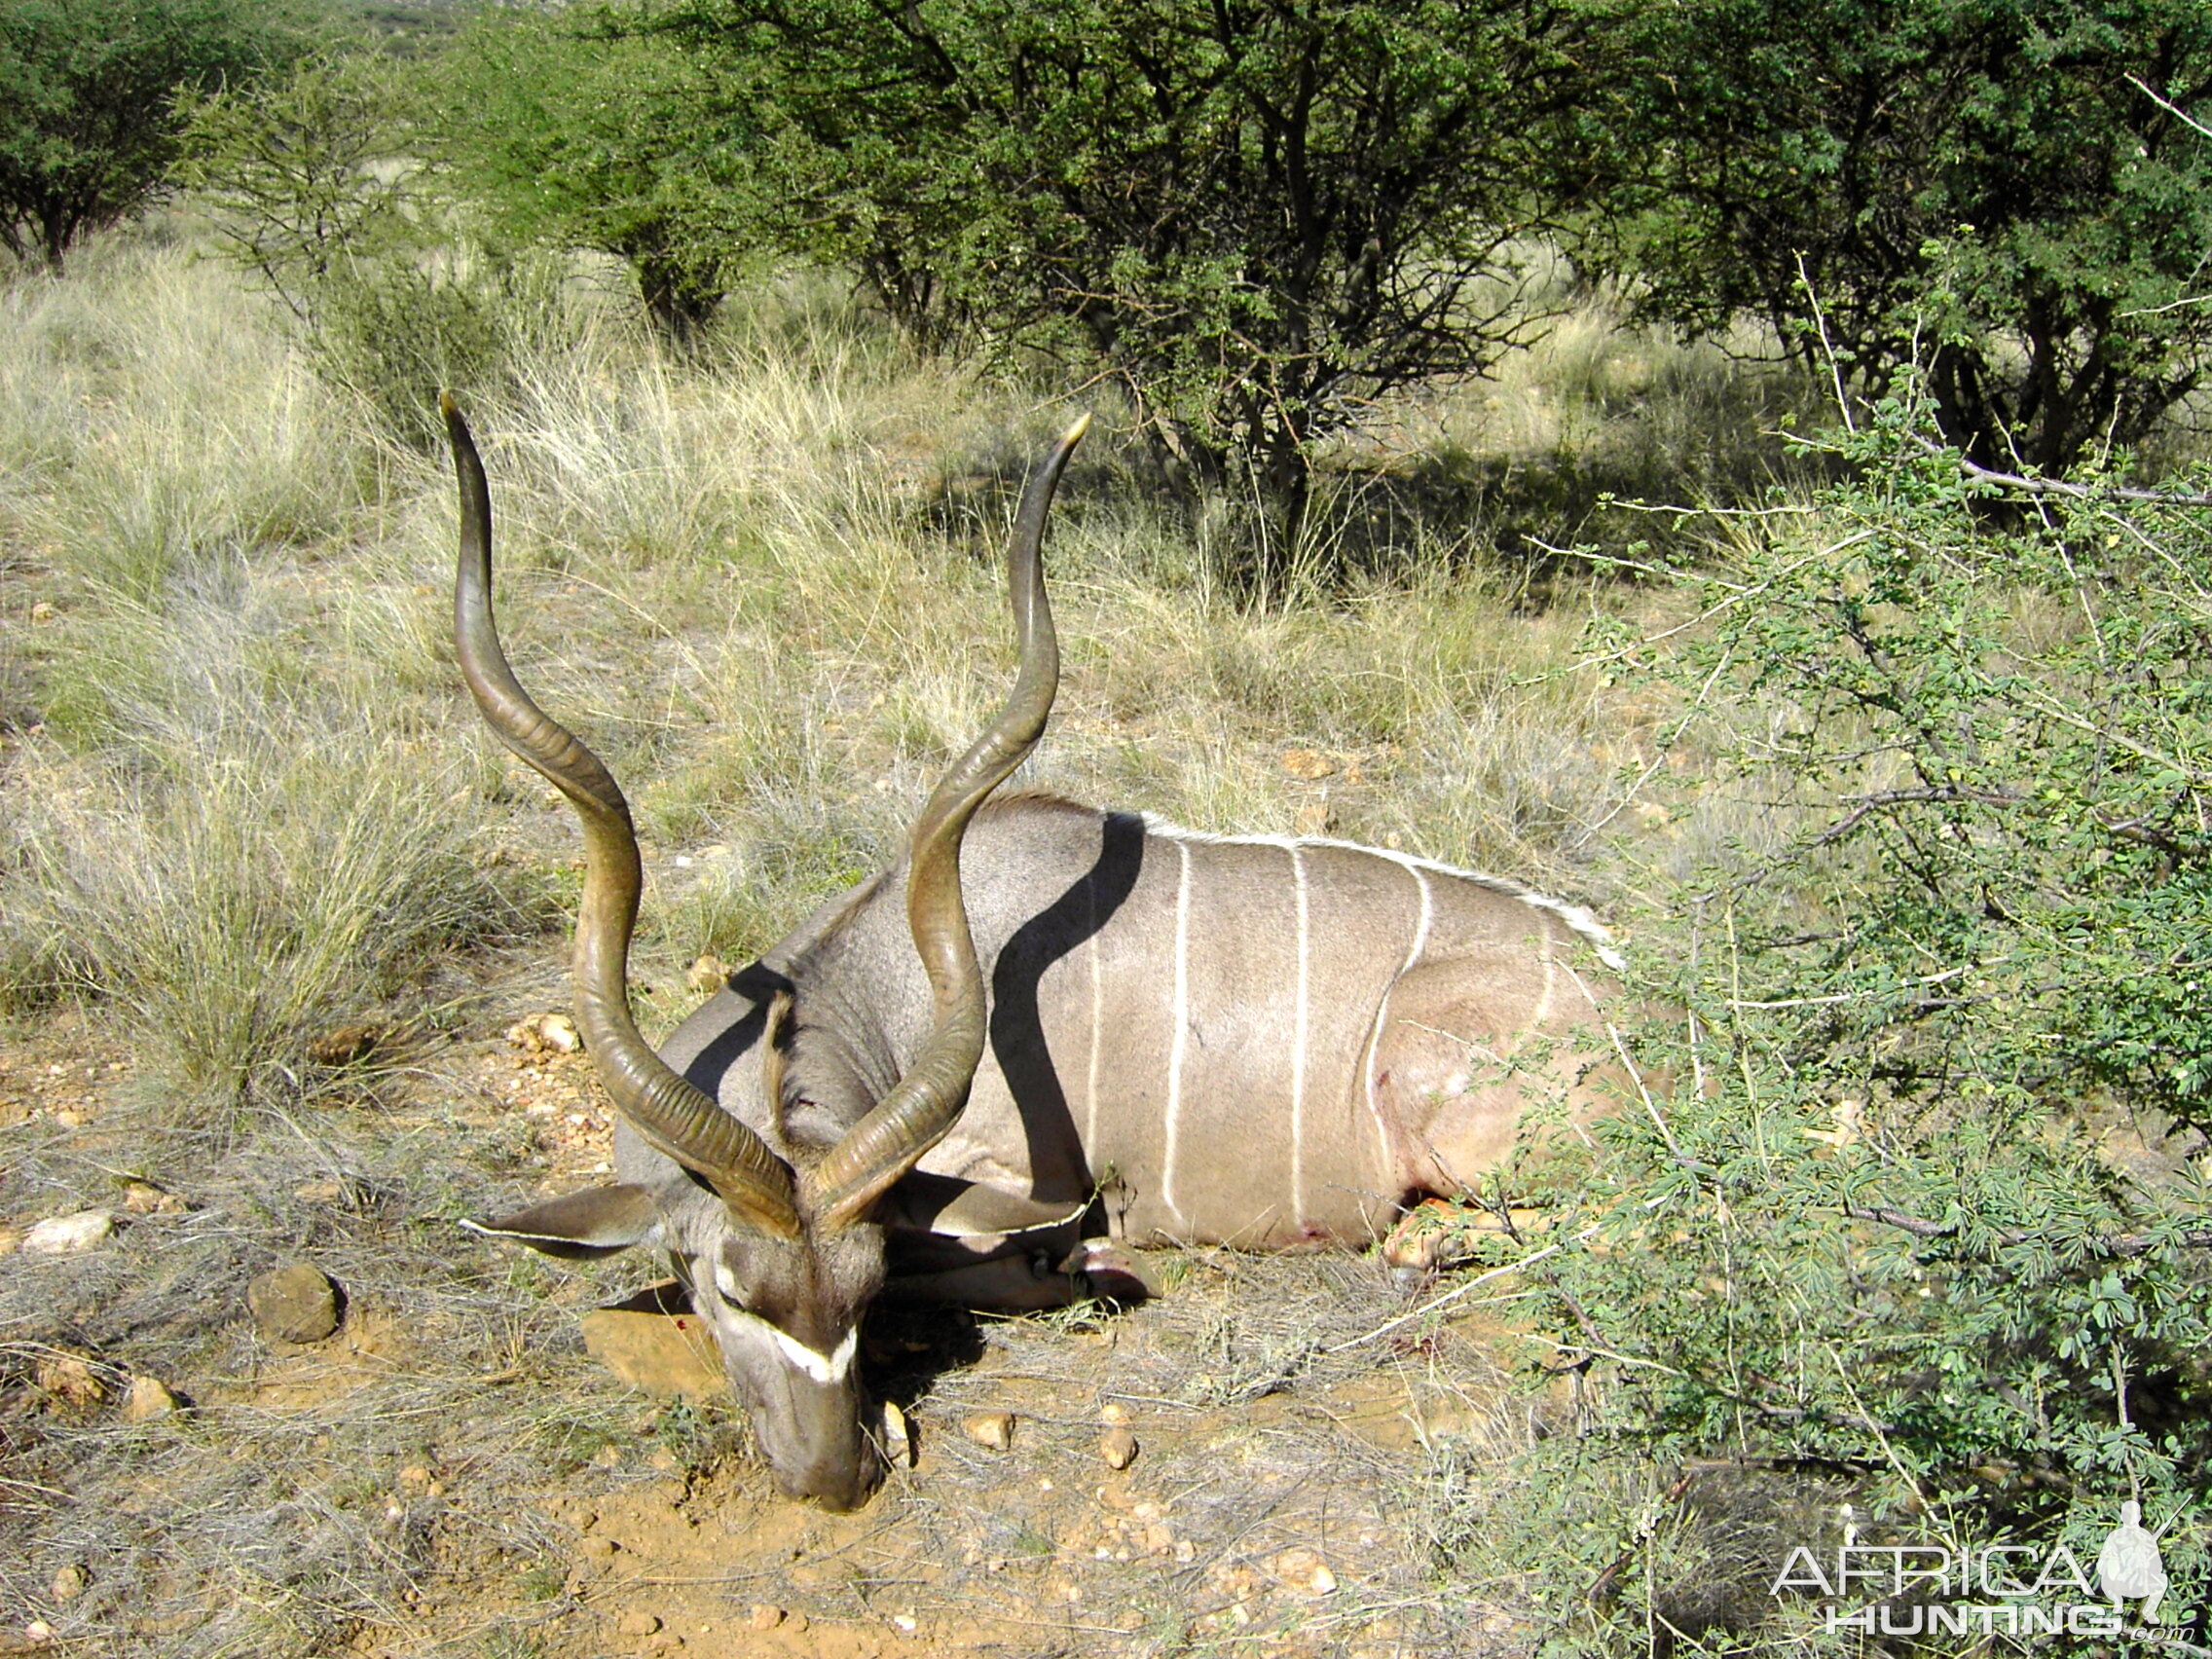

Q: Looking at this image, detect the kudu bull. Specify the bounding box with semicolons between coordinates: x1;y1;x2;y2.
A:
444;398;1623;1510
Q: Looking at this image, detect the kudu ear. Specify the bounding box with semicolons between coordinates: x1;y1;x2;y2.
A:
461;1184;665;1260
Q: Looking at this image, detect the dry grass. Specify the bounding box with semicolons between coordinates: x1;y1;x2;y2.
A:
0;219;1809;1657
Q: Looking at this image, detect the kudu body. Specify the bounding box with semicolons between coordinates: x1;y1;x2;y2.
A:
446;403;1621;1510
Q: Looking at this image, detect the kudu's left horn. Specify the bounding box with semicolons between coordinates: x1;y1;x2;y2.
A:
445;392;804;1240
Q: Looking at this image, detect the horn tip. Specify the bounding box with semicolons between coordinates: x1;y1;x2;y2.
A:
1060;411;1092;448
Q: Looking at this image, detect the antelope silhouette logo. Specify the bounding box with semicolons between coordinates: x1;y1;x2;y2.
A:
2095;1502;2167;1624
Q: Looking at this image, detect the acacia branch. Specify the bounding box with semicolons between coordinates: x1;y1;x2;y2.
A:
1844;1204;2212;1258
1912;434;2212;506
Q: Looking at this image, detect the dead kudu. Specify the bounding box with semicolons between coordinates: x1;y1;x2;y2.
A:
445;401;1625;1509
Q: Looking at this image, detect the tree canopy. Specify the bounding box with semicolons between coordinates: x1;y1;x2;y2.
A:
0;0;283;270
636;0;1604;566
1588;0;2212;474
433;9;741;345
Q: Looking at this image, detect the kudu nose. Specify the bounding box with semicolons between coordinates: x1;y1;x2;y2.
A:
780;1443;883;1513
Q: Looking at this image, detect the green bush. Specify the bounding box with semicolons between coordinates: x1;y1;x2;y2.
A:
621;0;1602;571
172;53;414;324
1588;0;2212;476
431;8;739;347
1506;405;2212;1641
174;52;584;446
0;0;283;270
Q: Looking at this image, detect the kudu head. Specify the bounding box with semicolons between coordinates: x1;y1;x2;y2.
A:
443;396;1087;1508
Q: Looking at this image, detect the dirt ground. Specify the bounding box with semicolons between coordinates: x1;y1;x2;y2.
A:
0;993;1563;1659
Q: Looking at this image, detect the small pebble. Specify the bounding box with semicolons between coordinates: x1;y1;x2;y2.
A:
1099;1401;1131;1424
1272;1546;1338;1595
616;1611;660;1637
881;1400;914;1466
747;1605;786;1631
507;1012;582;1054
962;1410;1014;1451
50;1565;86;1603
23;1211;113;1255
1098;1426;1139;1469
122;1181;185;1215
35;1354;103;1410
247;1261;341;1343
686;954;728;994
582;1536;617;1560
121;1376;179;1421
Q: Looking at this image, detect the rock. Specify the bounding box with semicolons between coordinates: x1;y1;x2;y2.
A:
685;954;729;994
0;1227;20;1254
1099;1401;1131;1424
962;1411;1015;1451
881;1400;914;1466
582;1536;617;1560
1281;747;1337;780
49;1565;86;1603
306;1022;385;1066
507;1012;581;1054
747;1605;786;1631
35;1353;104;1415
24;1620;55;1645
580;1309;724;1404
247;1262;341;1343
1098;1427;1139;1469
616;1611;661;1637
23;1211;113;1255
1272;1547;1337;1596
122;1181;186;1215
122;1376;179;1421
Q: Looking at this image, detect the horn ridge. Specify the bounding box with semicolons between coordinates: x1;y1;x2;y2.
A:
443;393;803;1239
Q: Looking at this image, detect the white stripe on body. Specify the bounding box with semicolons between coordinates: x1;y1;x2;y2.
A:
1084;874;1103;1151
1160;837;1194;1225
1288;842;1310;1226
1360;862;1434;1172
